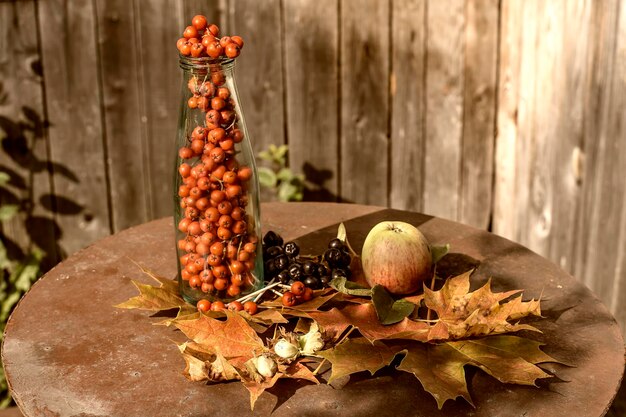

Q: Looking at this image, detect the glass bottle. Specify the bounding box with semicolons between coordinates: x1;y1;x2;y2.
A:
174;55;263;305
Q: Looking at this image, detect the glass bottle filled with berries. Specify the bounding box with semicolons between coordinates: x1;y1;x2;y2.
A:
175;17;263;304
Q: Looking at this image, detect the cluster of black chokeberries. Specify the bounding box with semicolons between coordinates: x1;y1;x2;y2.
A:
262;231;352;290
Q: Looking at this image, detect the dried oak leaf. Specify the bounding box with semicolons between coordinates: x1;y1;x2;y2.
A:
114;265;195;315
317;337;404;383
173;310;265;367
424;271;541;341
397;335;555;409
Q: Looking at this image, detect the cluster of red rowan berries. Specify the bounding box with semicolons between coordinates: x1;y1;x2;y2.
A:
176;16;258;301
196;298;258;315
281;281;314;307
176;16;243;59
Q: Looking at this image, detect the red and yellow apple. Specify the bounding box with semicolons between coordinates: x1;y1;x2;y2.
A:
361;221;432;295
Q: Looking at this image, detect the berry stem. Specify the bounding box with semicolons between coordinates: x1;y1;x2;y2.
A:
236;281;280;303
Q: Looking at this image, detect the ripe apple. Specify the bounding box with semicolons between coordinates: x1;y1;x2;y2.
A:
361;221;432;295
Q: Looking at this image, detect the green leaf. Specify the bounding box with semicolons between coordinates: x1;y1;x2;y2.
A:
277;181;298;202
0;239;11;271
276;167;293;182
330;276;372;297
0;205;18;221
371;285;415;325
257;167;277;188
257;151;272;162
430;244;450;265
0;172;10;185
11;250;41;292
0;292;21;322
275;144;288;160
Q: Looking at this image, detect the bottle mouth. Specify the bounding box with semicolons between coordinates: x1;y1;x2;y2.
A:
179;55;236;71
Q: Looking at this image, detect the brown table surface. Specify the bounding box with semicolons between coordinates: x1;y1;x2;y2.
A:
2;202;624;417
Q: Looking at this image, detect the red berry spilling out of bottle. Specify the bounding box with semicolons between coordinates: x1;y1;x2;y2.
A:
177;16;244;59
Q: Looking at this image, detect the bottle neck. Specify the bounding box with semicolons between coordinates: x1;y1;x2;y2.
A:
179;55;235;76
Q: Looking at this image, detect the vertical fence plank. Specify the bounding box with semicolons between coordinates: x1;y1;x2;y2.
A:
496;0;591;268
423;0;465;220
38;0;111;256
574;0;626;328
340;0;389;205
284;0;339;201
545;0;591;270
228;0;284;155
520;0;561;257
389;0;426;212
493;0;522;240
575;0;620;299
95;0;149;232
459;0;498;229
135;0;203;220
0;1;58;270
493;0;538;243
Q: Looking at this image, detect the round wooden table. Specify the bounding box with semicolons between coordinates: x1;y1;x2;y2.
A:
2;202;624;417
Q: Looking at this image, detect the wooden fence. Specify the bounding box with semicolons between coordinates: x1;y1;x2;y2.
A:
1;0;625;330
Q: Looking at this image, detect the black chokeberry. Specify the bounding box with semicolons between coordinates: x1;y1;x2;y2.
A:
320;275;331;287
283;241;300;257
274;254;289;271
339;251;352;268
328;238;344;250
263;231;284;247
303;275;321;290
302;260;317;276
331;268;348;280
288;263;303;280
266;245;284;258
324;248;342;267
317;264;329;278
277;270;290;284
264;259;277;277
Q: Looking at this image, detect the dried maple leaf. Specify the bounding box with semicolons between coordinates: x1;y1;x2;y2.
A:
114;264;195;315
308;303;430;342
397;335;555;409
423;270;541;340
317;338;404;383
173;311;265;367
243;372;282;410
178;342;242;383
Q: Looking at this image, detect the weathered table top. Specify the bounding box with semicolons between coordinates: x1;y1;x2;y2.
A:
2;202;624;417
